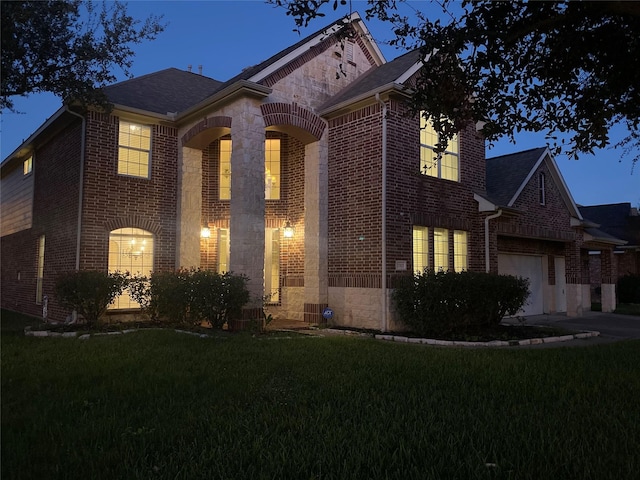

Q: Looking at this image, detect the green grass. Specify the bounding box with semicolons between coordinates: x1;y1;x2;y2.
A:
2;310;640;479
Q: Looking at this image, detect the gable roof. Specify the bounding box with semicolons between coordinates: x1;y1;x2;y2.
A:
579;203;640;247
104;68;223;115
485;146;582;220
485;147;547;206
318;49;421;114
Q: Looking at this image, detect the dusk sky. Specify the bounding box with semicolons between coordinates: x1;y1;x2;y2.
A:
2;0;638;207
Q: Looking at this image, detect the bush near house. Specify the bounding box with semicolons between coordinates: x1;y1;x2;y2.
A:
393;270;530;334
129;269;250;328
617;274;640;304
54;270;128;327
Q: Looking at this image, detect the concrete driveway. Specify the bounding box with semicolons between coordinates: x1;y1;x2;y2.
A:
517;311;640;347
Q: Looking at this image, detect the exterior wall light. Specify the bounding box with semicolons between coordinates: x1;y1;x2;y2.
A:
283;221;294;238
201;227;211;239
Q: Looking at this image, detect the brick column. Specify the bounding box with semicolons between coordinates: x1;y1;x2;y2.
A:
601;248;616;312
304;136;328;324
565;243;583;317
229;100;265;314
176;146;203;269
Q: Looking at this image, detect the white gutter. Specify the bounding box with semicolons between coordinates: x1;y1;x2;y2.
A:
484;209;503;273
65;107;86;270
375;93;388;332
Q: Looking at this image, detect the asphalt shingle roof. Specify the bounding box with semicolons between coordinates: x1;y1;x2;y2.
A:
579;203;640;246
103;68;223;115
485;147;547;206
319;49;421;112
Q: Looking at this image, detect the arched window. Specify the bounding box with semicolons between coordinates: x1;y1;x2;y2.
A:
108;227;154;309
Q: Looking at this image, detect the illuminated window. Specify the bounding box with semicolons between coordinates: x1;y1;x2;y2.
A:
219;139;232;200
108;228;154;309
412;226;429;273
453;230;468;272
218;139;280;200
36;235;45;304
264;228;280;303
118;120;151;178
434;228;449;271
420;115;459;182
538;172;546;205
23;157;33;175
265;139;281;200
218;228;229;273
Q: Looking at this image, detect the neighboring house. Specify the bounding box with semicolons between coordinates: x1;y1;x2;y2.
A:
578;203;640;300
0;13;623;329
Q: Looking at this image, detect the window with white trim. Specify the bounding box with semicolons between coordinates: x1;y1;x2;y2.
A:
219;139;232;200
217;228;230;273
453;230;468;272
265;139;281;200
23;156;33;175
412;226;429;273
118;121;151;178
108;228;154;309
420;115;459;182
36;235;45;304
434;228;449;271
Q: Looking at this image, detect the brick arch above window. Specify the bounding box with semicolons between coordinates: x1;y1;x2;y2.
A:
181;116;232;149
104;216;162;236
261;103;326;144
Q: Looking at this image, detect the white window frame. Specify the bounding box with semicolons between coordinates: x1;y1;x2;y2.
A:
453;230;468;272
412;226;429;273
419;115;459;182
23;156;33;176
118;120;151;179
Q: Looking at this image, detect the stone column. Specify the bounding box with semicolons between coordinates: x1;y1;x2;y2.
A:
601;248;617;312
304;136;329;324
229;100;265;315
176;146;203;269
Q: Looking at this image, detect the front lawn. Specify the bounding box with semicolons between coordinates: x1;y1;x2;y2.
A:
2;311;639;479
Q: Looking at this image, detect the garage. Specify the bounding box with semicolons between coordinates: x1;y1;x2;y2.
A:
498;254;544;316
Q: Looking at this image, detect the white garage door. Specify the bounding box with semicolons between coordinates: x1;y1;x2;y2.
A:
498;254;544;316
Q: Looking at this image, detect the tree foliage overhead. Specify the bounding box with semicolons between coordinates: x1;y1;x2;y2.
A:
268;0;640;164
1;0;165;111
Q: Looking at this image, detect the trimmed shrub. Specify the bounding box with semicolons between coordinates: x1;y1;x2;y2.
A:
190;270;250;328
128;269;250;328
55;270;128;327
392;270;530;334
617;274;640;304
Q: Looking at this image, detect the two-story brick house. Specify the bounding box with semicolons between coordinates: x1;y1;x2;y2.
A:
1;13;623;329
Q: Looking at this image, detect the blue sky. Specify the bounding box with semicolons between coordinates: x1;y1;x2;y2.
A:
2;0;638;207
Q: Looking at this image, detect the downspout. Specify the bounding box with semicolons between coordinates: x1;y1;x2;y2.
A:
65;107;86;271
484;209;503;273
375;93;388;332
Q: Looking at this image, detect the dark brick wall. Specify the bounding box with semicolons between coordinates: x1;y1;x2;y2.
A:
1;119;82;321
327;98;487;281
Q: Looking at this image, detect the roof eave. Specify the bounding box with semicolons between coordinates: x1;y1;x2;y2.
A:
318;82;410;117
177;80;272;123
2;106;67;167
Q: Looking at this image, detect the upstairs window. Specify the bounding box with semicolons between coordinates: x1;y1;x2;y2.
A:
218;138;281;200
420;116;459;182
538;172;546;205
219;139;232;200
23;156;33;175
118;121;151;178
265;138;281;200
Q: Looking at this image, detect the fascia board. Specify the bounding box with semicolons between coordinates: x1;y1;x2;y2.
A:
248;12;385;84
177;80;271;123
318;82;409;117
507;148;547;207
2;106;67;167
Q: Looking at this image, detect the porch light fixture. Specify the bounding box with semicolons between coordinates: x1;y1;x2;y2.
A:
201;227;211;239
283;221;294;238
